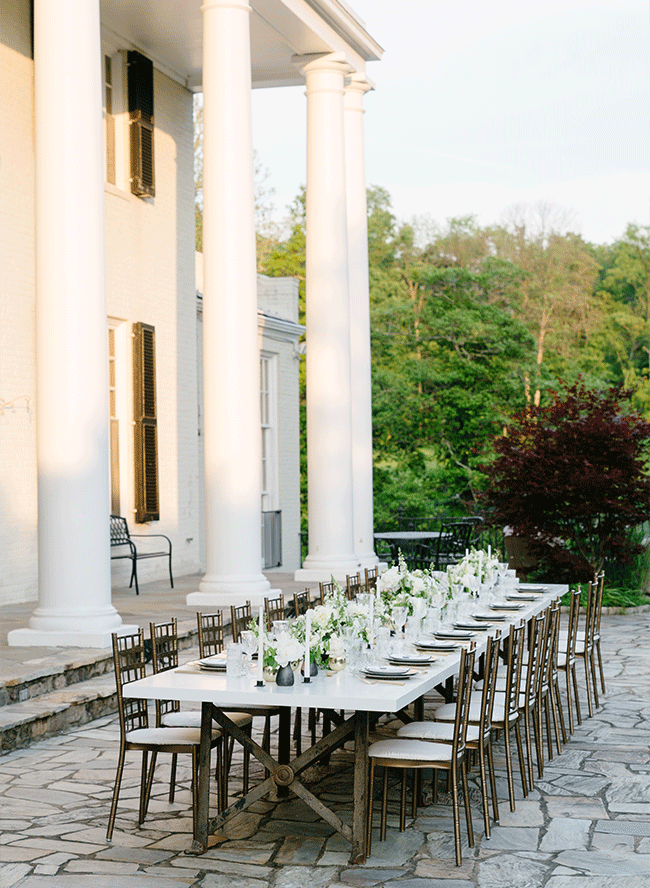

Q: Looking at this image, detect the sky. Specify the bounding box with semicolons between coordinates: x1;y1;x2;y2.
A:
251;0;649;245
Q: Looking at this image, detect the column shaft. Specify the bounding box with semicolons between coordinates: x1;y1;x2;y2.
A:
9;0;125;647
192;0;271;606
345;78;378;569
295;56;359;581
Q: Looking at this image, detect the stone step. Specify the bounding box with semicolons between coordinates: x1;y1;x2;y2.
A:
0;672;118;754
0;619;198;754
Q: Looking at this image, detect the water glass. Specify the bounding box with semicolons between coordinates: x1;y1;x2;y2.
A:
375;625;391;655
226;642;244;677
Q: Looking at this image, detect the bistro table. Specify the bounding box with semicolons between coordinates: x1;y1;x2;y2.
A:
122;583;564;863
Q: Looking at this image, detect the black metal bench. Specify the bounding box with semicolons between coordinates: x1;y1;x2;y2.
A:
110;515;173;595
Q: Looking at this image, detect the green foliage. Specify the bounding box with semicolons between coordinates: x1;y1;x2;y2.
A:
481;381;650;580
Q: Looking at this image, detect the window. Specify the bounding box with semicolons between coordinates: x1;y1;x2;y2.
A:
104;55;116;185
133;322;159;522
127;50;155;197
108;327;120;512
260;354;278;512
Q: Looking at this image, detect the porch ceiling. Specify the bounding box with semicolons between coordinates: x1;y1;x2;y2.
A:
100;0;382;91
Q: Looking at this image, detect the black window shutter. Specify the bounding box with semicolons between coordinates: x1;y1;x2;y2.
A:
127;50;155;197
133;322;159;522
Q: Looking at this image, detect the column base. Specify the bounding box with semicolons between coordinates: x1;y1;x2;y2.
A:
295;554;362;583
8;623;139;649
189;572;274;608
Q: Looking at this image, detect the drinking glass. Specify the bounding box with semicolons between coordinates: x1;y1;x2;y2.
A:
391;606;408;634
240;630;257;670
226;642;244;677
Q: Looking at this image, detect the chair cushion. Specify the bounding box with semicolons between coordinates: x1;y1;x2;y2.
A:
368;738;454;762
162;710;252;729
434;700;508;726
397;721;480;744
126;726;220;746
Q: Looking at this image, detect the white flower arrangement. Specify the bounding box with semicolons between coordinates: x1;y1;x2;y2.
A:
274;634;304;668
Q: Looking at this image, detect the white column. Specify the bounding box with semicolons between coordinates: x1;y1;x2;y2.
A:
189;0;271;607
9;0;129;648
345;77;378;570
294;55;360;582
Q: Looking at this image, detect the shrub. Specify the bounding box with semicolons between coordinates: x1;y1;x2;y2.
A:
480;381;650;581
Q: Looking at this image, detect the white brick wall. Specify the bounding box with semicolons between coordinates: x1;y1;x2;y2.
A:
0;1;38;604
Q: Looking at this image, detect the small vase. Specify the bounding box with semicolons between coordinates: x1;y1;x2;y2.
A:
263;665;277;683
328;655;346;672
301;659;318;677
276;663;295;686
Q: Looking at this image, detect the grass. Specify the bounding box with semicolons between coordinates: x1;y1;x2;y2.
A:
561;584;650;610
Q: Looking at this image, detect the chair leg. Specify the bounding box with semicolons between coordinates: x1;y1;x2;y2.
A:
169;752;178;802
450;764;463;866
141;749;157;824
571;662;582;725
477;745;491;838
486;740;499;825
107;744;127;841
595;639;606;694
589;648;600;710
168;551;174;589
460;761;474;850
399;770;407;831
514;721;529;799
582;654;594;718
380;766;389;842
502;723;517;812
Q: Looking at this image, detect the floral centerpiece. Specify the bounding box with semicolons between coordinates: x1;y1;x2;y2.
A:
377;552;446;618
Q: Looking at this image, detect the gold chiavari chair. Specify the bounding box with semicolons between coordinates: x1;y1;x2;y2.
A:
557;586;582;733
346;572;363;600
367;643;476;866
107;629;223;841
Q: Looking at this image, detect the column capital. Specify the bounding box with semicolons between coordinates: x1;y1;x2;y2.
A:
292;52;353;79
345;75;374;96
201;0;251;12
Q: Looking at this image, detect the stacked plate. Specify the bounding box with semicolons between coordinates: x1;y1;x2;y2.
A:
198;655;227;672
489;602;523;611
454;621;491;632
518;584;548;593
472;613;504;623
434;630;475;640
387;653;433;667
415;640;457;652
362;664;414;680
507;593;537;602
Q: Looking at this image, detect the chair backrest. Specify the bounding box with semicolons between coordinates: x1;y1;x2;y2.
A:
264;593;286;629
346;573;362;600
593;572;605;635
149;618;180;723
542;599;561;689
365;567;378;593
477;631;501;744
523;609;548;709
319;580;335;602
501;620;526;724
197;611;225;658
293;589;311;617
110;514;131;546
112;630;149;734
452;641;476;761
230;601;252;643
564;586;582;661
434;519;480;568
583;580;598;650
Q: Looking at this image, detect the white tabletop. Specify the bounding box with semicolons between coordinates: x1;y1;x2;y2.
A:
123;584;565;713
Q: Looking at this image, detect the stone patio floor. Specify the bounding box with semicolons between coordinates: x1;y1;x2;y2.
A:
2;580;650;887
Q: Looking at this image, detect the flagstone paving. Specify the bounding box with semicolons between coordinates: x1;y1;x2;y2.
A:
2;607;650;887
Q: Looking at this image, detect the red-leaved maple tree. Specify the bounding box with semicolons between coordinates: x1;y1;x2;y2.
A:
481;381;650;579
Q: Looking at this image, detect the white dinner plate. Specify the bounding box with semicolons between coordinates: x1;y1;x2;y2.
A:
472;613;504;622
364;664;412;678
454;621;490;632
489;603;524;611
416;641;457;652
387;655;433;666
198;656;227;671
434;630;475;640
518;584;548;592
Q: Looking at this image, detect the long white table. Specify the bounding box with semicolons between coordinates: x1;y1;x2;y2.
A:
122;584;565;862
